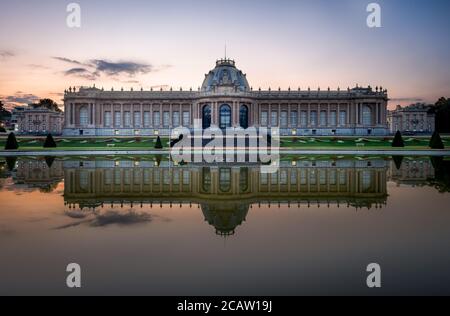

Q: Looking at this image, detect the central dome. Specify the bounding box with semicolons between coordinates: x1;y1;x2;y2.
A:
201;59;250;92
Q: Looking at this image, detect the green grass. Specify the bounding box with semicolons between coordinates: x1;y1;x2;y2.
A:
279;136;449;150
0;137;170;150
0;136;449;151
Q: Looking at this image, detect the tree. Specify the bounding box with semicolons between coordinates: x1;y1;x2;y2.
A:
392;131;405;147
170;134;184;147
433;97;450;133
154;136;163;149
0;100;11;121
43;134;57;148
45;156;55;168
429;131;444;149
32;99;62;112
5;132;19;150
392;156;404;170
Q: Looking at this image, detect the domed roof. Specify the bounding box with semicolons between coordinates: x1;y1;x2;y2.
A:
201;59;250;92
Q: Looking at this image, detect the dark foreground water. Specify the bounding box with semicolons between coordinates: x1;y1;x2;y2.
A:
1;155;450;295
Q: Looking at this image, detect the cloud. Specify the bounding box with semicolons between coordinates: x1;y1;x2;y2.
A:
63;67;98;80
1;91;40;108
52;56;84;66
28;64;50;70
390;97;424;103
91;59;152;77
56;57;169;82
55;210;153;230
0;50;15;60
90;210;152;227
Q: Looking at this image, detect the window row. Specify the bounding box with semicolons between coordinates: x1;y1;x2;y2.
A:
102;111;191;128
260;110;348;127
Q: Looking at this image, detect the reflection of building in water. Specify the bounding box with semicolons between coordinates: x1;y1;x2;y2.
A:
64;159;388;235
14;159;64;191
388;158;435;186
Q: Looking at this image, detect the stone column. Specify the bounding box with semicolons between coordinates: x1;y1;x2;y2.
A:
307;104;311;127
120;104;124;128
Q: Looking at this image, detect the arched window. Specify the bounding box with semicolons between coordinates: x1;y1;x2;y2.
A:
219;168;232;193
239;105;249;128
79;106;88;126
202;105;211;129
362;105;373;126
219;104;232;129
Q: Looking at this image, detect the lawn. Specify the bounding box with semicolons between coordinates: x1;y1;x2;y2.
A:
279;136;449;150
0;137;170;150
0;135;448;151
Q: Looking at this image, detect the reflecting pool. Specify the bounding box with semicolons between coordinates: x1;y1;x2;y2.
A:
1;155;450;295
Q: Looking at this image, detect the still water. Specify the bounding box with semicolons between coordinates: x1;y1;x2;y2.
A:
0;155;450;295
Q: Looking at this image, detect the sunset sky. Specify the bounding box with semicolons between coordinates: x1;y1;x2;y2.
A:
1;0;449;110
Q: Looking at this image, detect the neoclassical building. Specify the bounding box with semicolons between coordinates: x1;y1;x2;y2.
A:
63;58;389;137
387;103;435;134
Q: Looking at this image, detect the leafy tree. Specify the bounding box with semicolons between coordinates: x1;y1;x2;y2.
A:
433;97;450;133
0;127;6;133
0;100;11;121
429;131;444;149
154;136;163;149
392;131;405;147
5;132;19;150
43;133;57;148
32;99;62;112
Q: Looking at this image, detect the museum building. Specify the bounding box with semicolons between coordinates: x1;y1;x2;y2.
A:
63;58;389;137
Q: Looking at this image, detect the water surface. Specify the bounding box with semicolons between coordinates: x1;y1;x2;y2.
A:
1;155;450;295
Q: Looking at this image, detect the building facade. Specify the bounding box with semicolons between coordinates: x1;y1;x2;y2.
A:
15;105;65;135
63;59;389;137
387;103;435;134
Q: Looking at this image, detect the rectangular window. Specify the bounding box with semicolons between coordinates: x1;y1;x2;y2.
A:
134;112;141;127
330;111;337;126
144;111;150;127
153;111;160;127
310;111;317;126
104;111;111;127
114;111;121;127
124;111;131;127
261;111;268;126
300;111;307;126
271;111;278;126
320;111;327;126
163;111;170;127
280;111;288;127
183;111;190;126
172;111;180;127
339;111;347;126
290;111;298;127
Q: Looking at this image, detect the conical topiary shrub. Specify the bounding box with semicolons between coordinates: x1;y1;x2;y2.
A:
392;131;405;148
43;134;57;148
429;131;444;149
154;136;163;149
392;155;404;170
4;132;19;150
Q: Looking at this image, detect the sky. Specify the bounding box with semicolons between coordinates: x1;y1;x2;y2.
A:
0;0;449;110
